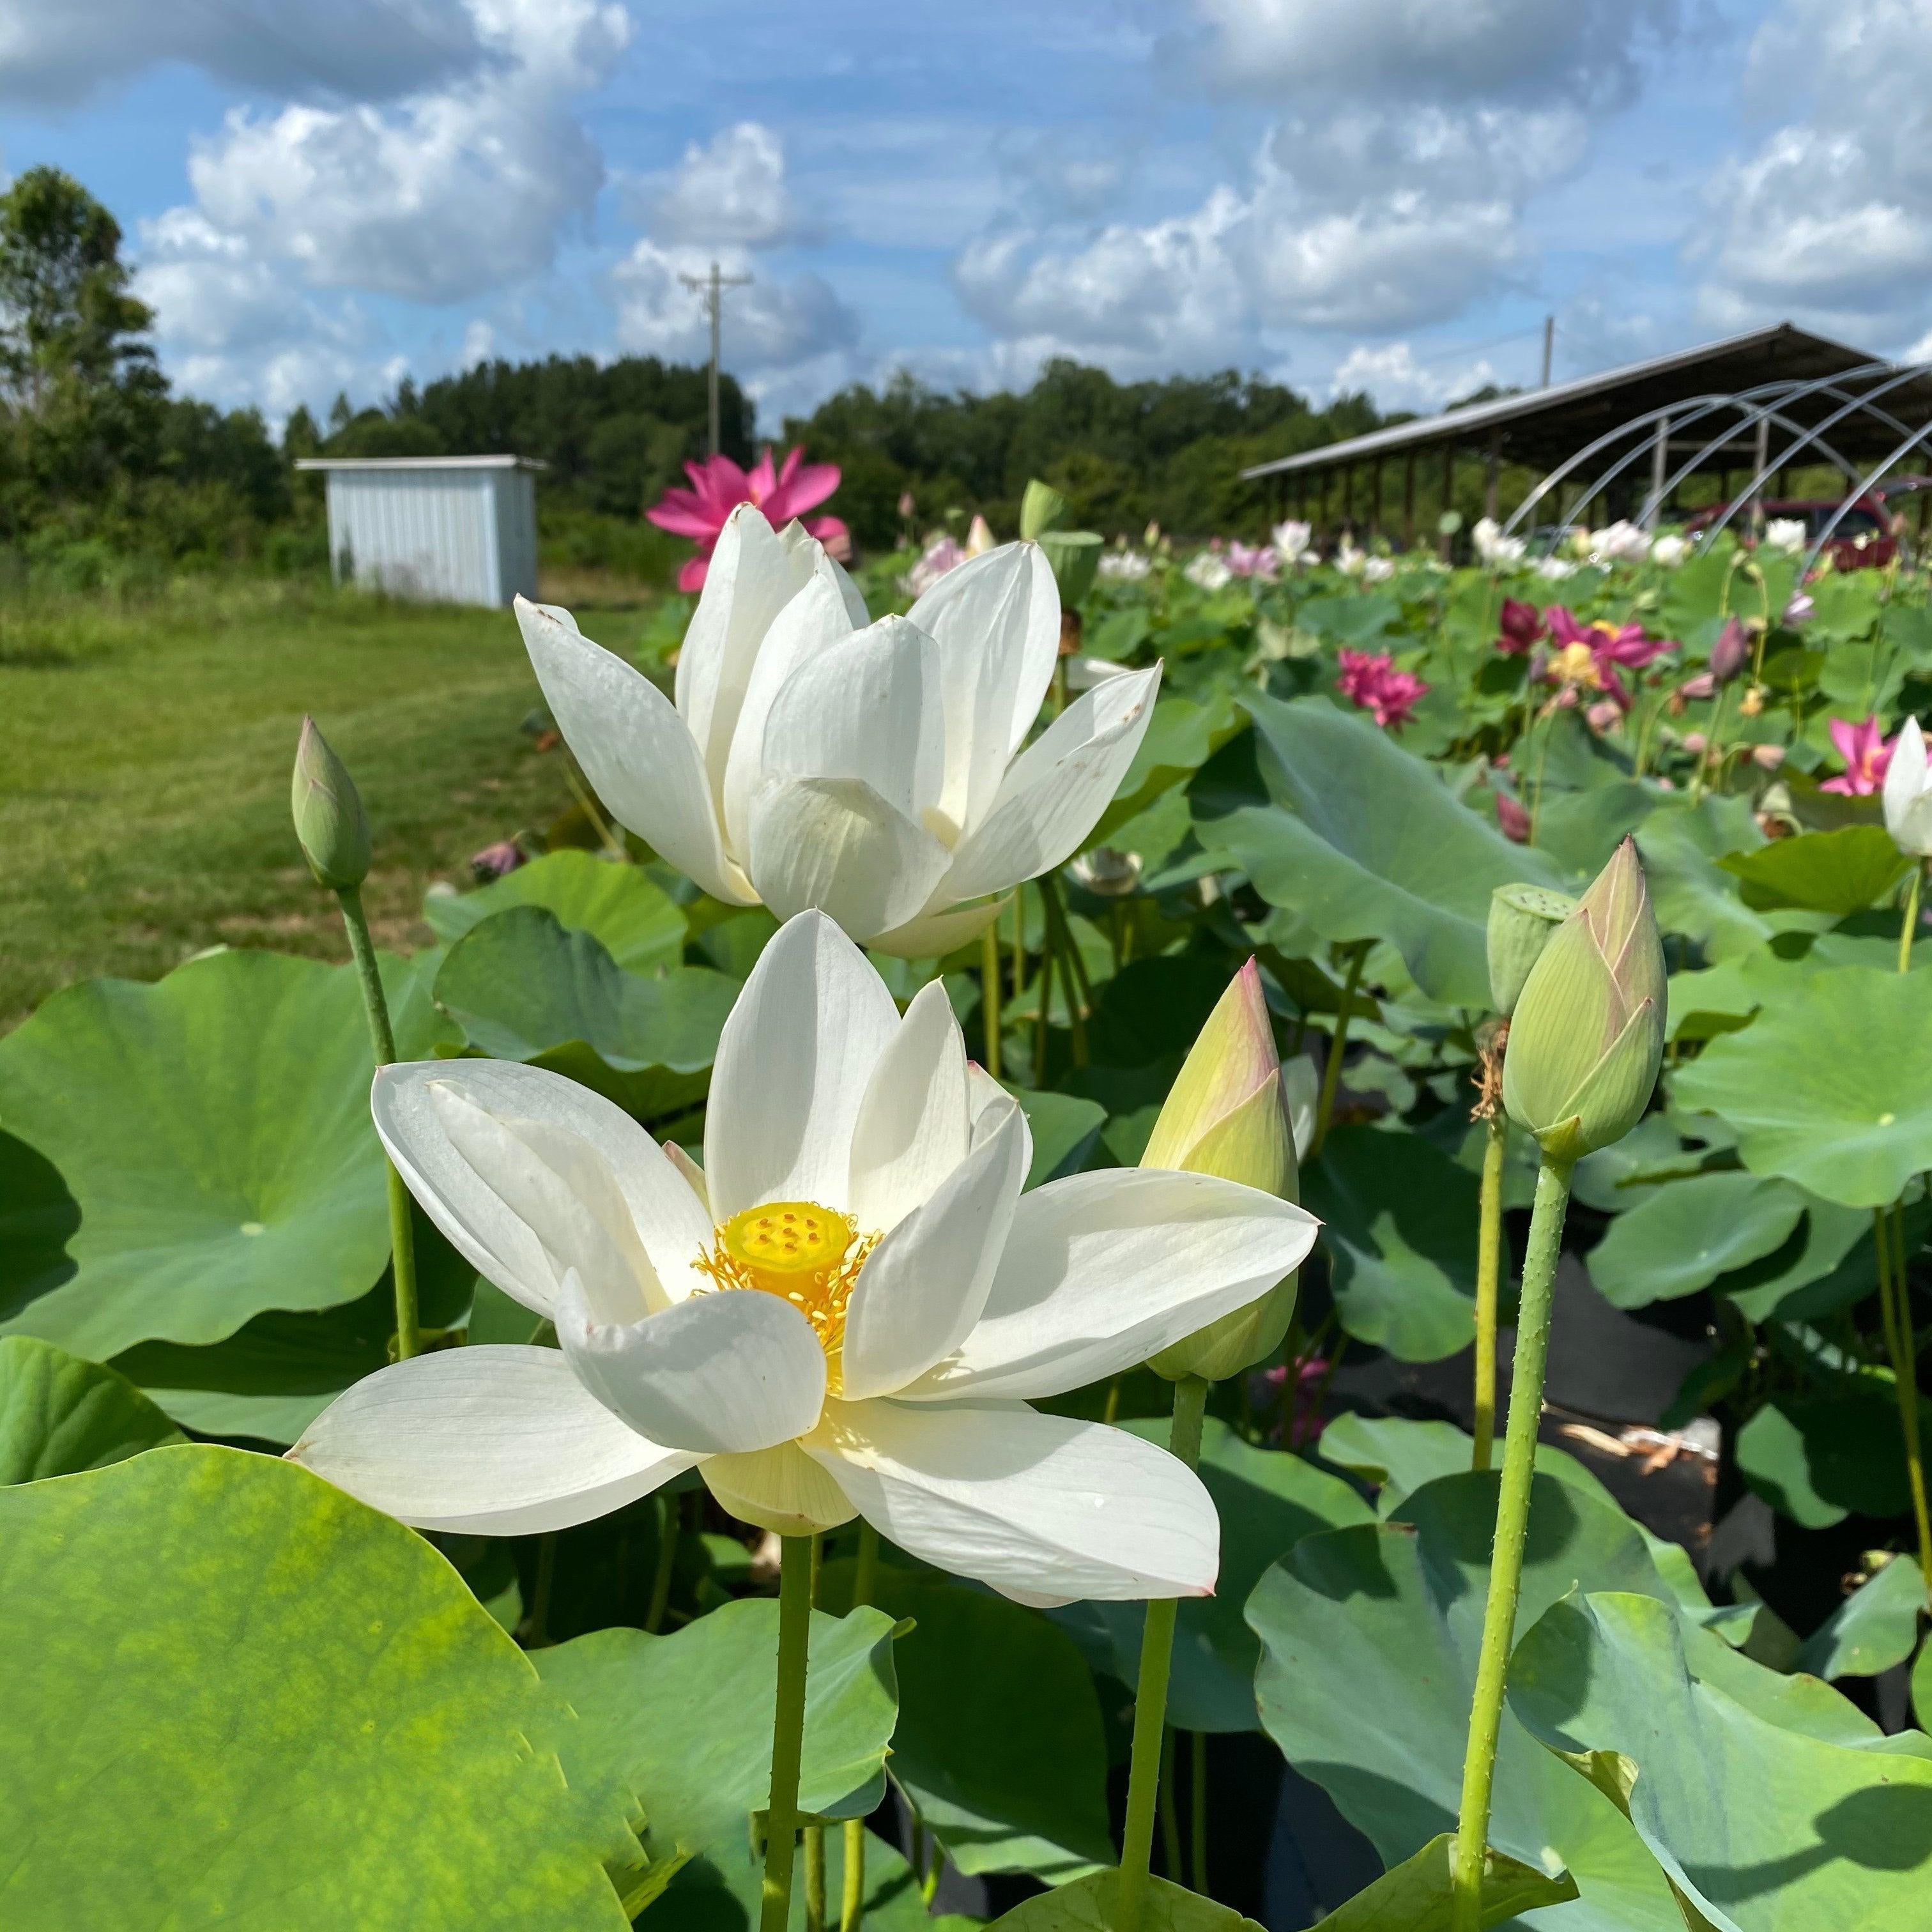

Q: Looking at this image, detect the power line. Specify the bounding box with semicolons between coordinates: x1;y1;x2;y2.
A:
680;261;753;456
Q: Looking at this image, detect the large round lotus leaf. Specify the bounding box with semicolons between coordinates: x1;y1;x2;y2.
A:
433;908;737;1120
816;1562;1112;1882
0;948;448;1359
988;1869;1263;1932
1586;1171;1807;1308
1637;799;1828;964
533;1598;898;1864
1718;825;1913;916
1795;1555;1926;1681
1055;1418;1372;1732
1734;1382;1923;1528
1303;1124;1482;1360
424;850;687;974
0;1334;180;1482
1671;965;1932;1208
0;1446;632;1932
1246;1471;1689;1932
1511;1591;1932;1932
1202;693;1571;1007
1303;1833;1575;1931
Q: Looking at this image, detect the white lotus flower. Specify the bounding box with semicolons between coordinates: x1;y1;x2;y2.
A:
1885;717;1932;857
1536;556;1577;581
1589;520;1652;564
1361;555;1396;583
1473;517;1525;567
1765;517;1807;554
290;913;1319;1602
1271;519;1312;562
516;505;1160;958
1098;548;1153;582
1184;551;1232;591
1649;533;1687;567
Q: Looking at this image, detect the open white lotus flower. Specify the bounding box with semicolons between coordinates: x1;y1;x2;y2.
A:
291;912;1318;1602
1886;716;1932;857
514;505;1160;958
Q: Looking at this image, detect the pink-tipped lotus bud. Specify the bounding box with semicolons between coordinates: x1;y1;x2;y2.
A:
1709;617;1750;684
1144;961;1301;1381
1502;839;1665;1162
291;716;371;891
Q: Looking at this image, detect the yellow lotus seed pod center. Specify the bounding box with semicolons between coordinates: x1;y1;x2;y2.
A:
694;1200;877;1361
1553;641;1602;687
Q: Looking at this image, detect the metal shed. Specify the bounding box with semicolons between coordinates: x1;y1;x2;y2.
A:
294;456;544;607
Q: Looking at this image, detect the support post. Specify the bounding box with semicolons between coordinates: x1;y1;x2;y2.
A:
1483;431;1501;523
1440;443;1456;560
1403;448;1417;549
1645;415;1669;530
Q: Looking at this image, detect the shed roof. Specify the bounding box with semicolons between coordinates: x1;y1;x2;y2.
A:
294;455;547;472
1242;323;1932;480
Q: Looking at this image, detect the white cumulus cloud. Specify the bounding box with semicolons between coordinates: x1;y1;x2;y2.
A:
637;122;806;249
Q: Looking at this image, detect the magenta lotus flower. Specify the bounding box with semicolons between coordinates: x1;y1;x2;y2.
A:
1542;608;1674;711
1498;598;1544;655
1821;716;1894;795
1338;647;1429;731
1494;790;1531;843
1224;540;1281;581
647;445;848;592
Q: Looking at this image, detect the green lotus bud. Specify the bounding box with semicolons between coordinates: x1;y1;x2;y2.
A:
1487;884;1577;1018
1038;529;1103;608
1019;478;1070;540
291;715;371;891
1145;960;1303;1381
1501;839;1665;1163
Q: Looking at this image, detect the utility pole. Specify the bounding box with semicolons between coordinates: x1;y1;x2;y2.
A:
1540;314;1555;388
680;259;752;456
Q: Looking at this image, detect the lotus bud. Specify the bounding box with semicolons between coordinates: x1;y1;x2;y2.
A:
1501;839;1665;1163
1038;528;1103;609
1487;884;1576;1018
965;513;996;556
291;716;371;891
1144;962;1301;1381
1708;616;1750;684
1019;478;1070;540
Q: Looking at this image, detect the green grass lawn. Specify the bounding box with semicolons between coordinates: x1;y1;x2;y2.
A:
0;577;666;1027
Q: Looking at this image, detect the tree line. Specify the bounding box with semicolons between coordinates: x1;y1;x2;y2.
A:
1;165;1398;585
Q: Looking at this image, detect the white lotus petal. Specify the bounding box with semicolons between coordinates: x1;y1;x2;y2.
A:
847;981;972;1234
841;1094;1029;1401
966;1062;1016;1132
938;666;1162;903
907;542;1060;834
868;894;1008;961
663;1140;710;1216
809;1397;1218;1600
721;555;862;854
372;1060;714;1316
289;1346;694;1535
762;615;949;825
703;910;902;1218
901;1168;1319;1402
1886;717;1932;856
675;504;817;795
556;1273;827;1454
703;1440;855;1535
746;778;952;946
516;597;753;907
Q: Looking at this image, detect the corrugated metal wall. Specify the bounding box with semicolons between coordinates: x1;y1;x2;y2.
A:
325;468;536;606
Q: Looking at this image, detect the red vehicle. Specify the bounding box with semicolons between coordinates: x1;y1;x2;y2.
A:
1684;495;1898;569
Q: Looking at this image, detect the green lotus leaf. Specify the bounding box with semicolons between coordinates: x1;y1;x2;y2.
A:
424;849;687;974
1795;1556;1927;1681
1510;1590;1932;1932
1204;693;1570;1006
1008;1085;1107;1186
0;1333;180;1482
1303;1123;1482;1361
0;1446;635;1931
1671;965;1932;1208
1735;1382;1926;1528
1308;1832;1577;1930
434;907;738;1119
1247;1470;1695;1932
1718;825;1913;916
1057;1418;1372;1733
0;947;448;1359
1637;799;1828;963
988;1869;1264;1932
1586;1172;1809;1308
533;1598;898;1865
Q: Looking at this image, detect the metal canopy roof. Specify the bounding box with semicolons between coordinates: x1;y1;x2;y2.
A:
1241;323;1932;480
294;455;548;471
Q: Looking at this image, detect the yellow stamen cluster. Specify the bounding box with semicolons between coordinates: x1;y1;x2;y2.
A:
1552;640;1602;689
692;1200;877;1360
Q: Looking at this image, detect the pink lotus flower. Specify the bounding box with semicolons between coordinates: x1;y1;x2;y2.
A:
1498;598;1544;654
1338;647;1429;731
1820;716;1894;795
647;445;848;592
1585;699;1624;735
1225;540;1281;581
1542;607;1674;710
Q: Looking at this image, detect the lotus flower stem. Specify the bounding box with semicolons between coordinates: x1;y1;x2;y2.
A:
335;885;421;1361
1310;943;1368;1158
760;1534;815;1932
1876;1207;1932;1609
839;1521;881;1932
1158;1731;1182;1876
1114;1373;1210;1932
643;1489;679;1633
1901;864;1923;974
1041;875;1091;1068
1451;1152;1574;1932
1471;1113;1508;1472
980;921;1004;1080
1189;1731;1209;1895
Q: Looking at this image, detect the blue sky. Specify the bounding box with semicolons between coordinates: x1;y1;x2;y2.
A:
3;1;1925;432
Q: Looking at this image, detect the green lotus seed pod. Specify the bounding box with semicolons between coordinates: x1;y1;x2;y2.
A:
1502;839;1665;1163
1037;528;1103;608
291;715;371;892
1488;883;1577;1017
1019;478;1070;540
